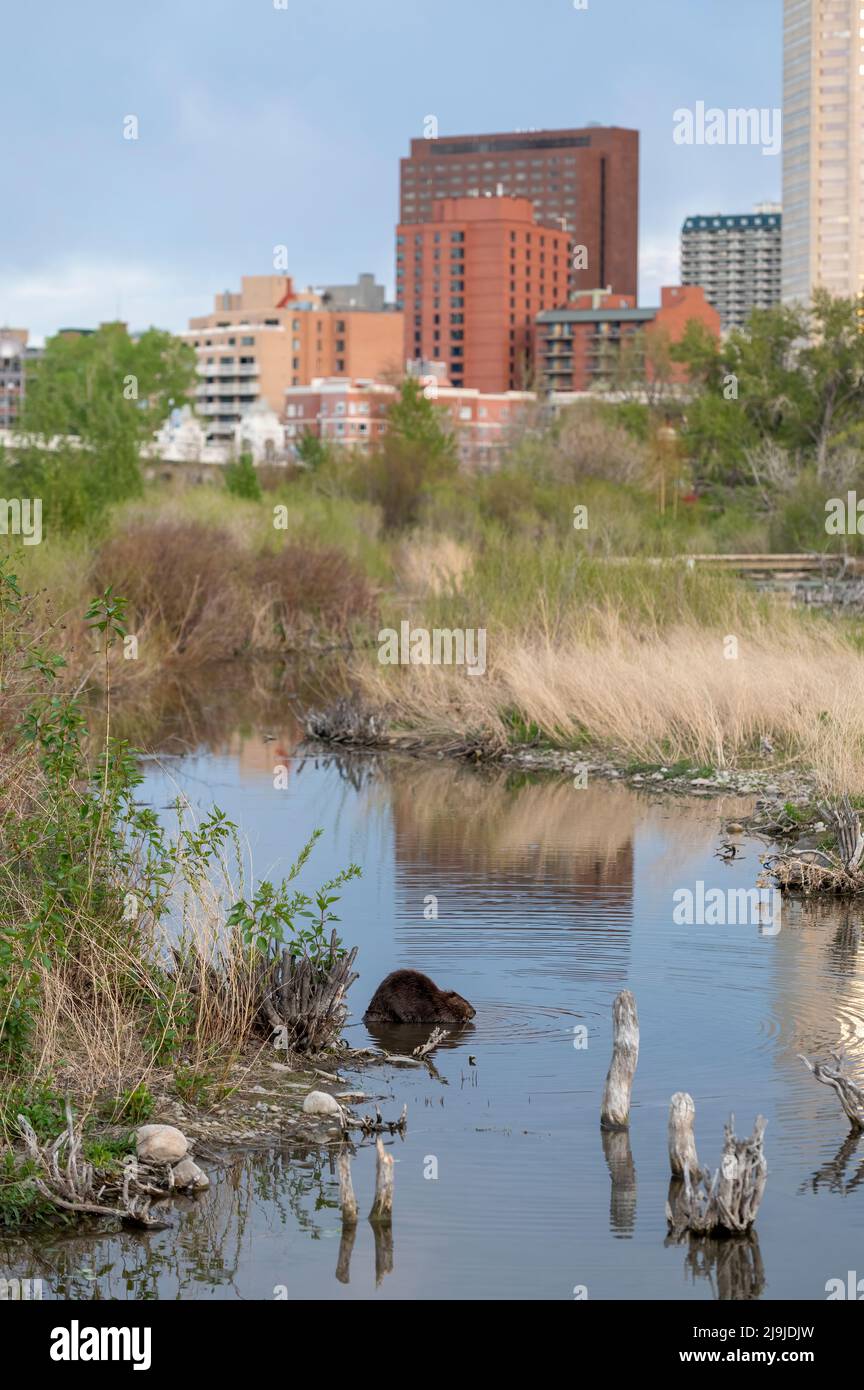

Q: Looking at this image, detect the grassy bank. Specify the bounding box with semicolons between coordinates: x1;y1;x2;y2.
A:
6;465;864;793
0;562;365;1226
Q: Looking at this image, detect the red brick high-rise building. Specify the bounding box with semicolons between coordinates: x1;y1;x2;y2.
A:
399;126;638;298
396;195;571;393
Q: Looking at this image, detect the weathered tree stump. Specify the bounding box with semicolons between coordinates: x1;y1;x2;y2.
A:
368;1137;394;1225
800;1052;864;1129
261;929;359;1053
600;990;639;1130
337;1150;358;1225
666;1114;767;1237
668;1092;701;1178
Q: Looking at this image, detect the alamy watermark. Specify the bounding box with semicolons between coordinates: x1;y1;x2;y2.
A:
0;497;42;545
378;622;486;676
673;102;781;157
672;881;781;935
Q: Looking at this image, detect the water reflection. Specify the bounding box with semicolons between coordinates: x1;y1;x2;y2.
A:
18;664;862;1299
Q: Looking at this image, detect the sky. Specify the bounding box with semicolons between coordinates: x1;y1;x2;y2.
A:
5;0;783;343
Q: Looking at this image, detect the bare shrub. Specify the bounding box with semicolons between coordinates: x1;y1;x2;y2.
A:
92;519;252;662
255;542;378;644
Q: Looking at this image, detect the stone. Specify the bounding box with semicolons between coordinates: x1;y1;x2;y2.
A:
302;1090;345;1121
135;1124;189;1164
171;1158;209;1192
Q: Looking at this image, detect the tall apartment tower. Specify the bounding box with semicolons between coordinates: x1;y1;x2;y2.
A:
399;126;638;297
783;0;864;303
396;195;571;393
680;205;782;331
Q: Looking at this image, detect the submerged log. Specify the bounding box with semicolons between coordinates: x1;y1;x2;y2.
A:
601;990;639;1130
666;1114;767;1237
800;1051;864;1130
668;1092;701;1179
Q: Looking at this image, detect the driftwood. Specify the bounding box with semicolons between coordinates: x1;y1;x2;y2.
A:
766;795;864;895
666;1115;767;1237
413;1027;449;1058
800;1051;864;1129
304;698;388;747
668;1092;702;1179
263;929;359;1053
601;990;639;1129
368;1137;394;1225
17;1104;174;1230
343;1104;408;1138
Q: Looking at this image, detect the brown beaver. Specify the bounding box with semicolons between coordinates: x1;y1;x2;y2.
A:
363;969;476;1024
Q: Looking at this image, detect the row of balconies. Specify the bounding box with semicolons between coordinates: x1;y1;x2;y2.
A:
195;381;260;398
196;362;259;377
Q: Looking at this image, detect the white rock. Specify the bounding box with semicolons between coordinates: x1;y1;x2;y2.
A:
135;1124;189;1164
302;1090;345;1121
171;1158;209;1191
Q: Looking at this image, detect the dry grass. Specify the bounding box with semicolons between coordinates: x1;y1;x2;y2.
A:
393;534;473;598
357;611;864;794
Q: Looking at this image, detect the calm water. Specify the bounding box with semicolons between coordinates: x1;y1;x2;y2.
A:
8;668;864;1300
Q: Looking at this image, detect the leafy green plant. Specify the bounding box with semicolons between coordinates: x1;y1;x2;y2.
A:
226;829;361;968
225;451;263;501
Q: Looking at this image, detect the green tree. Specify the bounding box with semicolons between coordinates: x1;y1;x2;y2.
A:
224;451;262;501
387;378;458;465
353;378;458;530
7;324;196;529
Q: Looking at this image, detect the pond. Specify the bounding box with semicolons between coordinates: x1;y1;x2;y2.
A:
7;665;864;1300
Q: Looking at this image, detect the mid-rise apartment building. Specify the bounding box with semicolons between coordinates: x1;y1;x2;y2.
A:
396;195;571;393
183;275;403;442
283;376;535;468
783;0;864;302
681;205;782;331
400;126;638;296
535;286;720;393
0;329;42;429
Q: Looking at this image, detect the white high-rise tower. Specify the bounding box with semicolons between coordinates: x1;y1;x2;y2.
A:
782;0;864;303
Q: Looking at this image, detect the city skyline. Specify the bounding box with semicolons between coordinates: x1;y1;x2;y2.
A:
6;0;782;343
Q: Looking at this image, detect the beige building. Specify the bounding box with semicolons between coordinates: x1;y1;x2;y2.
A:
182;276;404;443
782;0;864;303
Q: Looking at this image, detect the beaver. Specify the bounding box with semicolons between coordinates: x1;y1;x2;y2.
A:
363;969;476;1024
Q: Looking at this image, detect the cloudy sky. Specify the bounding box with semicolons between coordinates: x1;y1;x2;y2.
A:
6;0;782;342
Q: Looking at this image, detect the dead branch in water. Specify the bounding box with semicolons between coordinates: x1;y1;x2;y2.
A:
766;796;864;895
303;697;389;747
666;1115;767;1238
412;1027;450;1058
17;1103;174;1230
800;1051;864;1129
263;930;359;1053
343;1104;408;1138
